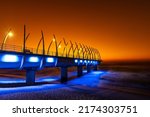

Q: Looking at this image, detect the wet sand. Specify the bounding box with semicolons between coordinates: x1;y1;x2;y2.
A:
0;61;150;100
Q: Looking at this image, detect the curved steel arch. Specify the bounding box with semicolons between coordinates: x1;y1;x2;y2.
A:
95;49;101;60
85;45;90;59
57;40;62;56
53;34;58;56
88;46;93;60
67;40;74;57
62;38;68;57
23;25;30;53
82;44;88;59
75;42;80;58
36;37;42;54
47;40;53;55
67;41;79;58
36;31;45;55
91;47;96;60
79;43;84;59
47;34;62;56
41;31;45;55
21;25;102;60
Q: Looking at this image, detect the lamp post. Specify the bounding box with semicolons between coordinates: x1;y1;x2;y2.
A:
1;29;13;50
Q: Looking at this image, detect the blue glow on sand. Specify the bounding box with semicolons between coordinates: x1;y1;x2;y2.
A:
28;57;39;62
46;57;54;63
1;54;19;62
36;76;59;82
0;84;65;95
0;71;108;96
68;71;108;87
0;77;64;95
0;78;25;84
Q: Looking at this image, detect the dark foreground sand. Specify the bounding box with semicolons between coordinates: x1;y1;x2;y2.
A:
0;62;150;100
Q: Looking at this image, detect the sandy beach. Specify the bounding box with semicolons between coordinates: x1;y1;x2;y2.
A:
0;62;150;100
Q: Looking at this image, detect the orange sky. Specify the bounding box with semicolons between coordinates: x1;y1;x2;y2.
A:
0;0;150;61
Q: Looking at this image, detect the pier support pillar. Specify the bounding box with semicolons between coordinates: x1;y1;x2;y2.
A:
61;67;68;83
77;66;83;77
94;65;98;71
26;69;36;85
87;65;91;73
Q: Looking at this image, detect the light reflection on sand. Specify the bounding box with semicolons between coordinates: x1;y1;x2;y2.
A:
0;62;150;99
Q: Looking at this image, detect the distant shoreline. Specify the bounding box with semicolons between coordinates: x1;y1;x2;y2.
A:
102;60;150;65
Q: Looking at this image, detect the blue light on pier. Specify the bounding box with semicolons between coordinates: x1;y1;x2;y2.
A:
46;57;55;63
75;59;78;63
1;54;19;62
80;60;83;63
94;61;98;65
28;57;39;62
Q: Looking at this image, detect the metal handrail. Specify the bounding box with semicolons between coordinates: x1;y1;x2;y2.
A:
0;42;100;60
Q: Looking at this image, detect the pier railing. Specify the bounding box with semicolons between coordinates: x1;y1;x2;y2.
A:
0;42;101;60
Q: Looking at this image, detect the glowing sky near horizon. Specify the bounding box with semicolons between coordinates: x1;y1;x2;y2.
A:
0;0;150;61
